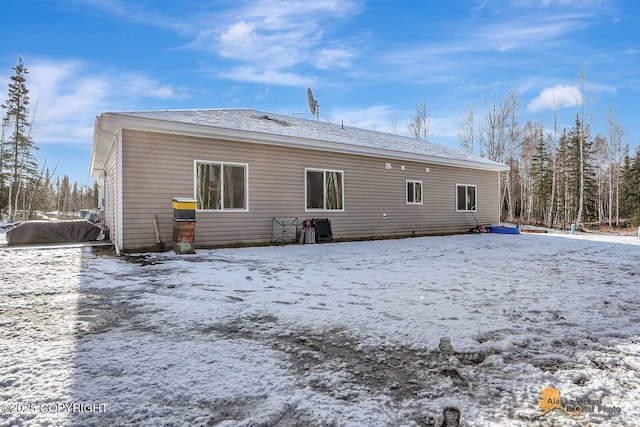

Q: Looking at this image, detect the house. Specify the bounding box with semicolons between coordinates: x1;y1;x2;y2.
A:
89;109;509;253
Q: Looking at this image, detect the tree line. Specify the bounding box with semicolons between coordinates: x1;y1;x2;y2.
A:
1;57;98;222
3;57;638;229
411;72;638;229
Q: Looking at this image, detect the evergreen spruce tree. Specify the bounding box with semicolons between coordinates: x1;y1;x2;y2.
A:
566;115;597;226
532;133;553;224
60;175;71;218
619;146;631;221
621;147;640;226
92;181;99;208
1;57;38;221
71;182;79;214
41;168;55;213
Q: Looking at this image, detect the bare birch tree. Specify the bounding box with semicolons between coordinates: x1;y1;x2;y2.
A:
457;104;476;154
606;105;627;227
593;134;608;224
480;86;521;220
408;98;430;141
547;97;559;228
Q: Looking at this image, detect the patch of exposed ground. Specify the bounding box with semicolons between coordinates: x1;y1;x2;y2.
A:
197;315;522;426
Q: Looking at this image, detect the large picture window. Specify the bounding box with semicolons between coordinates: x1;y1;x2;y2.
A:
406;180;423;204
456;184;477;212
195;161;248;211
305;169;344;211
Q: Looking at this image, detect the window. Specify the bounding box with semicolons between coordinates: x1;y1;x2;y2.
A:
305;169;344;211
195;161;248;211
456;184;477;212
406;180;423;204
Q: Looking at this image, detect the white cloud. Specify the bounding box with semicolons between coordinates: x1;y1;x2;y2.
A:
314;48;355;69
375;8;598;85
527;85;581;112
218;21;259;59
77;0;191;33
20;58;190;145
328;105;403;134
477;14;593;53
191;0;364;84
326;106;460;141
119;74;190;100
218;66;314;86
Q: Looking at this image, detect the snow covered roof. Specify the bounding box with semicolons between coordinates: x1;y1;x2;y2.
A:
91;109;509;176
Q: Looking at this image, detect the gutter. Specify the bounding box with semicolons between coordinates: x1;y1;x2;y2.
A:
97;113;510;173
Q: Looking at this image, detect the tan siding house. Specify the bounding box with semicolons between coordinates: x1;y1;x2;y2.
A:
89;109;509;252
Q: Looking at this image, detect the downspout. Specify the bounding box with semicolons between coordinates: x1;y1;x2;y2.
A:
98;120;123;255
497;171;502;224
116;128;123;255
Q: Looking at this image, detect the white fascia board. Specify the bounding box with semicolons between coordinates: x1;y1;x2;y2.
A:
89;116;120;178
88;117;104;178
99;113;510;173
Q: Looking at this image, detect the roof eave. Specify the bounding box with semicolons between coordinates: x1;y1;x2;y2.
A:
95;113;509;173
89;115;119;178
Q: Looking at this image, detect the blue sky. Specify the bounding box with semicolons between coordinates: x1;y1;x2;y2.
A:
1;0;638;185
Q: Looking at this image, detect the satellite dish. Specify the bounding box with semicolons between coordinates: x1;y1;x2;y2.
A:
307;87;319;119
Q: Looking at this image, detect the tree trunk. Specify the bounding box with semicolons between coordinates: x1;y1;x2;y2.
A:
563;162;569;230
608;169;613;227
548;166;557;228
12;179;21;222
575;132;585;231
615;170;620;227
27;163;46;220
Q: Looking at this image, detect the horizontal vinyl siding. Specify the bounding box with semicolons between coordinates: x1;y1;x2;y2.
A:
121;129;500;249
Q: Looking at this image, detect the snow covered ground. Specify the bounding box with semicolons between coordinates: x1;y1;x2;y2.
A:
1;231;639;426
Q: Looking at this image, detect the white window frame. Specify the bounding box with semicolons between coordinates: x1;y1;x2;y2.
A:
406;180;423;205
194;160;249;212
304;168;345;212
456;184;477;212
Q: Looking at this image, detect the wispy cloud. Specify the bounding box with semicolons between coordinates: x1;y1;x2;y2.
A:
118;73;190;100
379;10;596;72
372;0;608;87
510;0;604;8
197;0;364;84
325;105;459;141
74;0;192;33
476;13;594;52
23;58;189;145
217;66;314;86
314;47;356;70
78;0;366;86
328;105;405;134
76;0;605;93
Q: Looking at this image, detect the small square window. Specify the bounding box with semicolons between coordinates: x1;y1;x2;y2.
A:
456;184;477;212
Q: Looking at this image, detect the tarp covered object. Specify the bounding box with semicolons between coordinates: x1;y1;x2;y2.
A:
6;220;102;245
